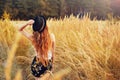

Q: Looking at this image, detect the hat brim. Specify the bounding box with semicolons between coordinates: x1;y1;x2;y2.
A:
33;16;46;33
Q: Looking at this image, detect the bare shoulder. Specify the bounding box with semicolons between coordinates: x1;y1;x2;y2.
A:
50;33;55;42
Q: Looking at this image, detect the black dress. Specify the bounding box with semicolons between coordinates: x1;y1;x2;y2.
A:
31;56;52;77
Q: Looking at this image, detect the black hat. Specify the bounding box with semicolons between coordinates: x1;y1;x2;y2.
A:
33;16;46;33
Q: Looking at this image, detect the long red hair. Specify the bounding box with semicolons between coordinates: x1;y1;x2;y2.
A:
33;26;52;66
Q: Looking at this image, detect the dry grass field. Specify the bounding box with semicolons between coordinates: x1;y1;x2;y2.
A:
0;15;120;80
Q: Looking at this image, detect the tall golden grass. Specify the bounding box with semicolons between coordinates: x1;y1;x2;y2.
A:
0;15;120;80
4;32;22;80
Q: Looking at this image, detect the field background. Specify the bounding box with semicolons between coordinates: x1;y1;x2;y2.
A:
0;15;120;80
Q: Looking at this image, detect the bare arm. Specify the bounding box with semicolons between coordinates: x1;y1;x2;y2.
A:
51;33;55;71
52;41;55;63
18;20;34;41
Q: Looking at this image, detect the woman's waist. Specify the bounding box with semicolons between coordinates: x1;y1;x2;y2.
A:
36;50;52;60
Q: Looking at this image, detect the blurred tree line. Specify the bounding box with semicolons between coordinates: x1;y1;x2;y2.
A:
0;0;120;20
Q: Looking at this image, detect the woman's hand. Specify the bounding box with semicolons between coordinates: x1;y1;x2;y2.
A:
27;19;35;25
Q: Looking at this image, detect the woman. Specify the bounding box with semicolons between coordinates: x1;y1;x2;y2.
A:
18;16;55;80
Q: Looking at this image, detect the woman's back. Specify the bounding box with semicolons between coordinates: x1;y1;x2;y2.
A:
31;33;55;60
